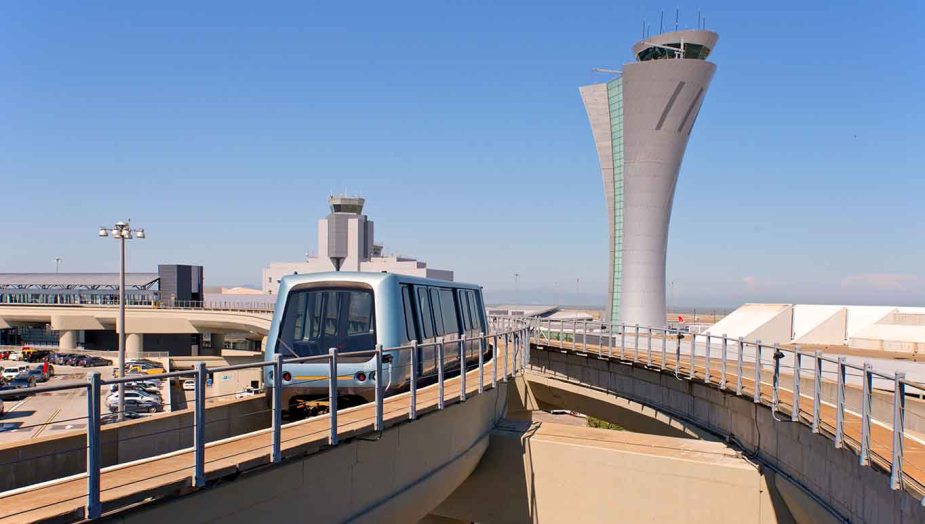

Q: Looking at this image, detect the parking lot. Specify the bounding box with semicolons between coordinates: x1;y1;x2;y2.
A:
0;359;172;445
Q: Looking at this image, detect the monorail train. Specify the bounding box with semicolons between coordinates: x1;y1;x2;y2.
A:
263;272;490;414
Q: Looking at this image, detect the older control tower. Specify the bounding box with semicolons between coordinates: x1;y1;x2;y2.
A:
581;29;718;328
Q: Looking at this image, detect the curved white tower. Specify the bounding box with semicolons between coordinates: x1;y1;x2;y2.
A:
580;29;718;328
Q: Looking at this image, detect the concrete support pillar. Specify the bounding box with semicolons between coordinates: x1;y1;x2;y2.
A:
211;333;225;352
59;330;77;350
126;333;144;358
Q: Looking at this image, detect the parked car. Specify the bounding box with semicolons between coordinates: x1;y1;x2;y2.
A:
0;350;11;360
109;382;161;397
107;389;161;405
2;365;29;381
0;376;36;400
7;351;22;361
26;368;48;383
83;357;113;367
235;386;258;399
23;350;51;363
128;363;165;375
107;395;162;414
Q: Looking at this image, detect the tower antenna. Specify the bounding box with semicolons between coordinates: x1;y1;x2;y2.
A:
641;19;645;39
675;7;679;31
659;10;664;34
698;10;702;30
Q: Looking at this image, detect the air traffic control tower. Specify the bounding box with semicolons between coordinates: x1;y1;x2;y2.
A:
580;29;718;328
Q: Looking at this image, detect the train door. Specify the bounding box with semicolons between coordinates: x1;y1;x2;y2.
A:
437;287;461;371
414;285;438;378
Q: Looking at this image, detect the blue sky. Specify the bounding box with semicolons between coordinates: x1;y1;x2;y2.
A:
1;1;924;308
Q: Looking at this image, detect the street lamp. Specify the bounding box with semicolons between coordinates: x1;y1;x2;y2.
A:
54;257;62;273
98;220;145;419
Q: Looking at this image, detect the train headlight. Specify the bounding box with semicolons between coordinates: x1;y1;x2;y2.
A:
282;371;292;382
355;371;367;382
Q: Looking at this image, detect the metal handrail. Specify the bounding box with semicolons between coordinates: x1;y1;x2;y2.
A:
522;316;924;505
0;322;532;520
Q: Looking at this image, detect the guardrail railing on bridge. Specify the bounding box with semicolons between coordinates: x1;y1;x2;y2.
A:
0;323;530;521
0;297;275;313
521;316;925;505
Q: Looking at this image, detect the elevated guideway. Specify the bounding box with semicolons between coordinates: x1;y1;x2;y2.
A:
529;321;925;522
0;330;525;523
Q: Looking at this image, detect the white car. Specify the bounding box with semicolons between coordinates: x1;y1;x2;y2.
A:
182;379;196;391
107;390;160;405
2;366;29;380
235;387;258;399
7;352;22;362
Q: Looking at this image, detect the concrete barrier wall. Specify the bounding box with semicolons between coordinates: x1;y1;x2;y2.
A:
114;386;505;524
529;345;925;523
0;396;269;492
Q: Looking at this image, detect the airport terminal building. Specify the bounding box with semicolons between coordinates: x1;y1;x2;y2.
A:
581;29;718;328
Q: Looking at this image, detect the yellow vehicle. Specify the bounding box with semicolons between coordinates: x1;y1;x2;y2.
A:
128;364;165;375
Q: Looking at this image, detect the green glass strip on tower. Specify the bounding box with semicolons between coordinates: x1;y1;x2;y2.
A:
606;77;624;327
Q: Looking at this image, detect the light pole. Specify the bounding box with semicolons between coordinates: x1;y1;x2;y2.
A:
98;221;145;419
514;273;520;303
54;257;62;273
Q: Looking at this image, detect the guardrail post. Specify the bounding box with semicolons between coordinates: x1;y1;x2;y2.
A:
753;342;762;403
272;354;282;463
720;335;728;390
812;351;822;433
438;339;446;409
891;372;905;490
860;362;872;466
86;373;101;520
619;323;625;360
194;362;206;487
661;327;667;371
572;321;577;351
375;344;384;430
675;330;681;374
478;332;485;394
736;337;744;395
581;320;587;352
522;327;528;369
646;327;652;366
492;334;499;387
772;344;781;414
410;341;418;420
835;357;846;448
608;323;613;358
705;334;712;384
459;335;467;402
791;348;801;423
328;348;339;445
503;333;509;383
633;324;639;363
689;333;697;380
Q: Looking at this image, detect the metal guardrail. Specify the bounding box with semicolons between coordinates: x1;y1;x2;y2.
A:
522;316;925;505
0;323;530;520
0;298;275;314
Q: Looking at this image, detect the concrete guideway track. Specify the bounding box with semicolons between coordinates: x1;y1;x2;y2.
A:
532;336;925;501
0;340;516;523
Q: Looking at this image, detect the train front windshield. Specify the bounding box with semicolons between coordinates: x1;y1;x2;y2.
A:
277;287;376;357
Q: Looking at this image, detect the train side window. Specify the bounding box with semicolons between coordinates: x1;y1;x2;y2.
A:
439;288;459;335
417;287;435;339
430;288;446;336
458;289;472;331
470;290;484;332
401;285;417;343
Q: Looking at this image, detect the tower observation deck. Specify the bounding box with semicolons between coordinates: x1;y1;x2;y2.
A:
580;29;718;327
